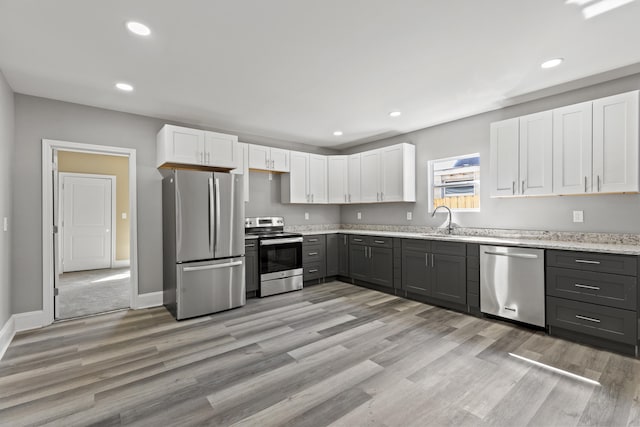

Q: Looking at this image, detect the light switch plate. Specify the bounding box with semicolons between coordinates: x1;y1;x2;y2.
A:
573;210;584;223
121;212;127;220
304;212;309;220
406;212;412;221
357;212;362;220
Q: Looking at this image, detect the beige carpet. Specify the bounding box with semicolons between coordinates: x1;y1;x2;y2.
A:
57;268;130;319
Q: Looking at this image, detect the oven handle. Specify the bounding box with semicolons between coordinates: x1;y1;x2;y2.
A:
260;237;304;246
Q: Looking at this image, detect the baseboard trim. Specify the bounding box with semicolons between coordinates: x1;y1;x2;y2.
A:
0;316;16;361
135;291;163;309
0;310;45;361
112;259;130;268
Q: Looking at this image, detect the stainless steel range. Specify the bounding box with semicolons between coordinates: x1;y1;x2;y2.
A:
245;217;303;297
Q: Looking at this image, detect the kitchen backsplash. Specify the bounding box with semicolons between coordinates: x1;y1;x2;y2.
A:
287;223;640;246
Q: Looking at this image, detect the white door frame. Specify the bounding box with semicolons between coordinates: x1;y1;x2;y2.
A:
59;172;117;271
42;139;139;327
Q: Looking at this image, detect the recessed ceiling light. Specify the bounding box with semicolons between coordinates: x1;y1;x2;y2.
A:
126;21;151;36
389;111;402;117
333;131;343;136
541;58;564;69
115;82;134;92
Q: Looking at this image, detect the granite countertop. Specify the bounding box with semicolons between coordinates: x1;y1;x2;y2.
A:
296;229;640;255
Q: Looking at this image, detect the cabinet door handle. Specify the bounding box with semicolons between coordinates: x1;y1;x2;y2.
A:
512;181;515;195
584;176;588;193
344;194;347;203
597;175;601;192
200;152;204;163
348;194;351;202
376;192;380;201
206;152;211;164
381;192;384;201
265;158;269;168
431;253;435;268
312;194;314;203
521;180;525;194
343;235;347;245
369;247;372;258
574;283;600;291
575;314;601;323
425;253;428;267
575;259;600;265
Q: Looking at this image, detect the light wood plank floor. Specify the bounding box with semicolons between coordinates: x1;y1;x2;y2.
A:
1;281;640;426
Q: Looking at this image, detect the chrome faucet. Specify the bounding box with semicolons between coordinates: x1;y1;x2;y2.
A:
432;205;453;234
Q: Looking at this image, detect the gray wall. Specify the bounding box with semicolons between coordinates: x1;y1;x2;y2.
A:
11;94;339;313
341;73;640;234
0;71;14;327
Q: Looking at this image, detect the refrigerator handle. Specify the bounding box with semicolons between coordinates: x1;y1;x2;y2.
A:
208;177;214;254
215;177;221;256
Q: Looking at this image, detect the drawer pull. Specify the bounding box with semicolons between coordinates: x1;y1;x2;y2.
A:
574;283;600;291
575;314;601;323
307;252;318;256
308;269;318;273
245;243;255;248
575;259;600;265
308;238;318;242
353;238;363;242
374;240;385;244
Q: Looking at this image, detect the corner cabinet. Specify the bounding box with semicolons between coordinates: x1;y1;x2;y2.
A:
281;151;327;204
156;124;239;169
491;89;640;197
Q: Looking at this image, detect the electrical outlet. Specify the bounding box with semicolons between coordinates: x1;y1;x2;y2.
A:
304;212;309;220
573;210;584;223
121;212;127;220
357;212;362;220
406;212;412;221
2;217;7;232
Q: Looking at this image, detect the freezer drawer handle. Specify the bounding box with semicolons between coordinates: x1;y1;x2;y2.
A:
575;314;601;323
504;307;517;312
260;237;303;246
483;251;538;259
184;261;243;272
574;283;600;291
575;259;600;265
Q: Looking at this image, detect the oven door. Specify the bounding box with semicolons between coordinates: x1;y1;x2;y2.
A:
259;237;303;275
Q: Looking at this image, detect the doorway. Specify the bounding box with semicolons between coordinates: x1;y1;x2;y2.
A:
42;139;138;325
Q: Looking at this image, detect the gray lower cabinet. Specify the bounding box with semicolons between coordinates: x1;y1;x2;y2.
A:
244;239;259;293
326;234;339;277
338;234;350;277
400;239;467;307
545;249;639;354
303;235;326;282
349;235;393;289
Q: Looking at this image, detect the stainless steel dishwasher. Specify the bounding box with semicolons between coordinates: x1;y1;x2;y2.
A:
480;245;545;327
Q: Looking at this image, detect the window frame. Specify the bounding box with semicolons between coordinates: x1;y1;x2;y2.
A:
428;153;481;213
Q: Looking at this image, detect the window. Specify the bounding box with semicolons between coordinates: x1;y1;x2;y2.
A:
429;153;480;211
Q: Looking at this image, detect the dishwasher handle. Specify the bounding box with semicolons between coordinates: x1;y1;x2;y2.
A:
483;250;539;259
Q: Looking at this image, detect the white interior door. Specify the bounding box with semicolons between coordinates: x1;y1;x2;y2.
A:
61;174;114;272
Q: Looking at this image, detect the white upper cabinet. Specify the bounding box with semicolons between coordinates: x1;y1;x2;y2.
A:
156;124;238;169
380;144;416;202
248;144;290;172
592;91;639;193
281;151;326;204
360;149;381;202
347;154;362;203
519;111;553;196
553;101;593;194
492;89;639;197
328;155;348;203
490;118;520;197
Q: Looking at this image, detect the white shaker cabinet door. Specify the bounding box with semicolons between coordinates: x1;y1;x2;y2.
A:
308;154;328;203
270;148;290;172
159;125;205;166
360;149;380;202
328;155;348;203
519;111;552;196
552;101;593;194
288;151;310;203
204;131;238;168
592;90;639;193
348;154;362;203
380;144;405;202
490;118;520;197
248;144;271;170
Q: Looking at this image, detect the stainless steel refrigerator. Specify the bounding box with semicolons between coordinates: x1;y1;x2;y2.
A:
163;170;245;320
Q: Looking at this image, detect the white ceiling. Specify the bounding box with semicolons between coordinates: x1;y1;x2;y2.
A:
1;0;640;148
